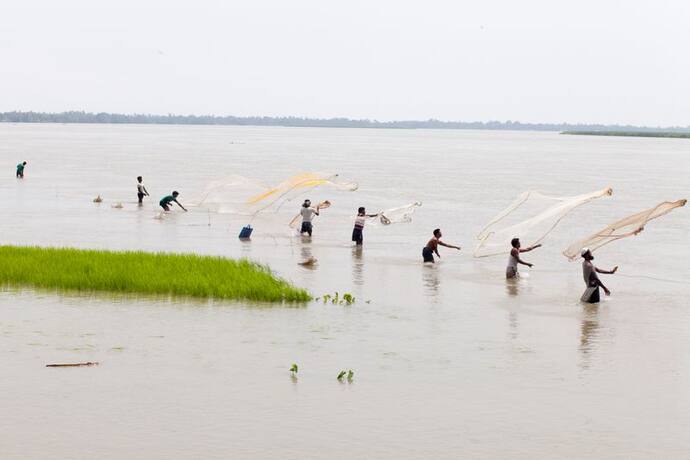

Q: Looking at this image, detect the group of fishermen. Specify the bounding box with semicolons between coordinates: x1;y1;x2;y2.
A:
296;197;616;304
14;163;618;305
16;164;186;213
422;230;617;304
135;176;188;212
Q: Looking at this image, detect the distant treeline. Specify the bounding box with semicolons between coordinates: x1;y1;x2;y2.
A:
562;131;690;139
2;111;690;133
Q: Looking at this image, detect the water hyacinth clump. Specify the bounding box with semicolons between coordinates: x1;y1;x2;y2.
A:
0;245;311;302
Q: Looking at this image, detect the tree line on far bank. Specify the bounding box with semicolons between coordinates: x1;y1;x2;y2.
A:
2;110;689;133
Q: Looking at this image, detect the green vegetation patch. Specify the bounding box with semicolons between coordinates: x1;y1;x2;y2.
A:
562;131;690;139
0;246;310;302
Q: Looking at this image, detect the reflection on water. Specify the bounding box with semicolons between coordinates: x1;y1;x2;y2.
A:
240;237;253;258
422;265;440;299
508;311;519;341
505;275;535;297
579;303;600;371
506;278;519;296
351;245;364;285
299;246;317;270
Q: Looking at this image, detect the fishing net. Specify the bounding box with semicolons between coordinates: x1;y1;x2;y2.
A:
192;175;262;213
193;172;358;215
288;201;422;229
474;187;613;258
369;201;422;226
563;199;687;260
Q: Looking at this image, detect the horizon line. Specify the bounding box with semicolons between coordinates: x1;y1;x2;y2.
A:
1;110;689;132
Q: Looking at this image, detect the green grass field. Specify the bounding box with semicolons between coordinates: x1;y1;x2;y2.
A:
562;131;690;139
0;246;310;302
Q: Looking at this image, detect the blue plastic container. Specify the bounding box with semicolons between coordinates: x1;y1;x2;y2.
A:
239;225;253;239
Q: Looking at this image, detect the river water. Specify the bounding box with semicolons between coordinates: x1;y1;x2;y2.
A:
1;123;689;459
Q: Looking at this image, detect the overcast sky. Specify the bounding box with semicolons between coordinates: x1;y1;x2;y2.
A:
2;0;689;125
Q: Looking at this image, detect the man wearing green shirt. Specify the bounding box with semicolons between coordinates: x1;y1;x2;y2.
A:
159;191;187;212
16;161;27;178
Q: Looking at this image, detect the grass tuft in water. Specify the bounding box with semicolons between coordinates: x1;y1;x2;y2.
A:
319;292;356;305
0;245;311;302
337;369;354;383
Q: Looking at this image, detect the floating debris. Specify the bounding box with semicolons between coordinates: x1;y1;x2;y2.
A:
298;257;318;267
46;362;99;368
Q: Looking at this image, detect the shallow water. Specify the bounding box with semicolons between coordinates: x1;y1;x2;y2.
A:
1;124;689;459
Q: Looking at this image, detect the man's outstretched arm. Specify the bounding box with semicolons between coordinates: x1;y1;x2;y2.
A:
520;243;542;253
596;266;618;275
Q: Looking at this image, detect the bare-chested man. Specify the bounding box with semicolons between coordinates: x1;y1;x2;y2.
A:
506;238;541;278
422;228;461;263
581;248;618;303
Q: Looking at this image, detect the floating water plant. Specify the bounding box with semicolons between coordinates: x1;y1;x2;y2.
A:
0;245;310;302
290;363;299;375
337;369;355;383
320;292;356;305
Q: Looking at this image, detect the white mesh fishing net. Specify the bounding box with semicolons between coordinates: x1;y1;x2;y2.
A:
474;187;613;258
287;201;422;229
563;199;687;260
192;172;358;215
368;202;422;226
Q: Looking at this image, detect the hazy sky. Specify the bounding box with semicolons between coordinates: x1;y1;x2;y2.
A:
2;1;689;125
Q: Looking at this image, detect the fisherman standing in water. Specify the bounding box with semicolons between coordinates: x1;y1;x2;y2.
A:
422;229;461;263
159;191;187;212
299;199;319;237
137;176;150;205
352;207;380;245
506;238;542;278
16;161;27;178
581;248;618;303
